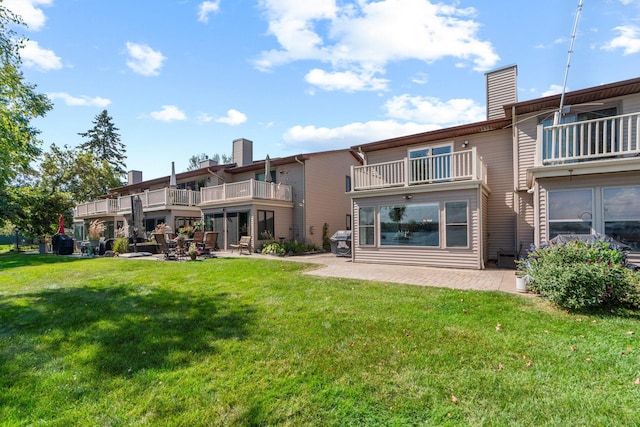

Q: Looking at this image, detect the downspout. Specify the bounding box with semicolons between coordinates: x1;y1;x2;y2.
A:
512;104;520;259
295;156;305;241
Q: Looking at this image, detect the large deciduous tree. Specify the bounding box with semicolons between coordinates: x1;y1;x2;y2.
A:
78;109;127;178
0;5;52;219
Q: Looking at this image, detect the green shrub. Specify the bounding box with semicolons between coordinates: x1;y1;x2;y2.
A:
113;237;129;254
262;242;285;255
518;239;640;310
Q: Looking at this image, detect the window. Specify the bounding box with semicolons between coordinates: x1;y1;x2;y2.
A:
359;207;375;245
258;210;274;239
380;203;439;246
445;201;468;247
345;175;351;192
604;186;640;252
408;144;452;184
255;171;276;182
547;190;592;239
541;107;618;161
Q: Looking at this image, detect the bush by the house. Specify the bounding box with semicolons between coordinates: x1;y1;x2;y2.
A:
113;237;129;254
518;238;640;310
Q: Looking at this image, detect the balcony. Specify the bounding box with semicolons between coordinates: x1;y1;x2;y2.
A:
73;199;119;219
119;188;201;212
537;112;640;166
351;148;487;192
200;179;293;205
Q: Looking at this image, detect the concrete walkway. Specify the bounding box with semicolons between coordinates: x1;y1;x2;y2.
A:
213;252;524;294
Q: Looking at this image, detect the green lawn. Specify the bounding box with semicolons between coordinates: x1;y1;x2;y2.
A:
1;253;639;425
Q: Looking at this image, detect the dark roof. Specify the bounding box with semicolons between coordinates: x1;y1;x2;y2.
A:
506;76;640;116
352;117;511;153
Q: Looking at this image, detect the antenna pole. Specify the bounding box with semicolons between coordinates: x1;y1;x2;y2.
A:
556;0;583;125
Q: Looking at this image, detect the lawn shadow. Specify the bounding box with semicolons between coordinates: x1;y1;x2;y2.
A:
0;284;257;382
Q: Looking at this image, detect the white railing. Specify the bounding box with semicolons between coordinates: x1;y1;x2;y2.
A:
351;148;486;191
200;179;293;204
73;199;119;218
119;188;200;211
539;112;640;165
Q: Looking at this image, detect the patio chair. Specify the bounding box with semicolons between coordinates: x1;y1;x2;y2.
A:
192;231;205;247
200;231;219;256
153;233;177;260
230;235;252;255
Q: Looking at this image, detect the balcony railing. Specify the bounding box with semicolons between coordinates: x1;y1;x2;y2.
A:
73;199;119;218
200;179;293;204
538;112;640;165
351;148;487;191
119;188;201;211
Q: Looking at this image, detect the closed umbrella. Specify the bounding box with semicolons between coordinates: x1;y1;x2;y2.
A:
131;195;144;252
170;161;177;188
265;155;271;183
57;215;65;234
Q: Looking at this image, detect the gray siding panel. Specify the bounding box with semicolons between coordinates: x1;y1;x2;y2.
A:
486;65;517;120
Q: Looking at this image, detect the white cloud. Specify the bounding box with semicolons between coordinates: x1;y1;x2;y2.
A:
305;68;388;92
383;95;485;124
198;1;221;23
215;109;247;126
150;105;187;122
255;0;499;92
602;25;640;55
125;42;166;76
282;120;440;151
20;40;62;71
541;84;564;97
48;92;111;107
3;0;51;31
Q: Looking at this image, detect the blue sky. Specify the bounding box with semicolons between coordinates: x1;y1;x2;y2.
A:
8;0;640;180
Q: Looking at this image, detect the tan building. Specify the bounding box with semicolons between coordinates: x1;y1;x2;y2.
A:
73;139;361;251
349;66;640;269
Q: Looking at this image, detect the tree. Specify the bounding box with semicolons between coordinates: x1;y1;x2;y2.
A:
10;185;73;238
0;6;52;209
78;109;127;178
186;152;232;171
39;144;122;203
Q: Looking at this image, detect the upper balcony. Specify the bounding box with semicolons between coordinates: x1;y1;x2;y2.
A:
536;112;640;166
73;198;119;219
73;188;201;220
200;179;293;206
119;188;201;213
351;147;487;192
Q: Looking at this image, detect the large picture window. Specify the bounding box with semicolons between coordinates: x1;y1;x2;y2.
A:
604;186;640;252
257;210;274;239
380;203;439;246
445;201;468;247
359;207;375;245
547;189;592;239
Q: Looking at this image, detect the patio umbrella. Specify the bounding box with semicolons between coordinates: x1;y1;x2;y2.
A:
57;215;65;234
170;161;177;188
131;195;144;252
265;154;271;182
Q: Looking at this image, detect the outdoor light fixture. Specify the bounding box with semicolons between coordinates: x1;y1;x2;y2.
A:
404;194;413;200
462;140;469;148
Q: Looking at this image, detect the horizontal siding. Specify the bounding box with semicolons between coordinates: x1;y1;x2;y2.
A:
486;66;517;120
516;121;537;190
353;189;482;269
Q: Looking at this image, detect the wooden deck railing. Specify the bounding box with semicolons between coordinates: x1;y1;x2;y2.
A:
351;148;486;191
200;179;293;204
538;112;640;165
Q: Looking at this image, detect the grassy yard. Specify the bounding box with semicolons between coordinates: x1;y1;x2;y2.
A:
1;253;639;425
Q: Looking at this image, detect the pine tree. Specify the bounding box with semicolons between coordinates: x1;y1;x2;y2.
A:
78;110;127;176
